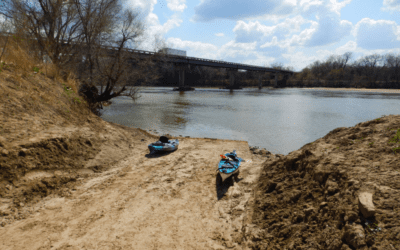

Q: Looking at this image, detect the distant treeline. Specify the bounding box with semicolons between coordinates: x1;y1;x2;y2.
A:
130;52;400;89
287;52;400;89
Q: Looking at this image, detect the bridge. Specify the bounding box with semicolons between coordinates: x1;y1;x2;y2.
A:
98;45;294;89
0;33;294;89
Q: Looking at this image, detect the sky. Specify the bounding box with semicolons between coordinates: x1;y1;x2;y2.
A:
125;0;400;72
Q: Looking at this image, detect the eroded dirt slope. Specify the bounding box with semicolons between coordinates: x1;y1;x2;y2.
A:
249;115;400;250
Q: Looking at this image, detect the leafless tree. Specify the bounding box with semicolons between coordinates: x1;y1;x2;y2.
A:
1;0;166;115
0;0;83;68
384;53;400;87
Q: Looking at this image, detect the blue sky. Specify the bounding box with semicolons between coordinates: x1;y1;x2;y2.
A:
127;0;400;71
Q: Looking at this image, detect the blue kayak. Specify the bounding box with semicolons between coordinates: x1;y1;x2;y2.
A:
148;139;179;154
218;151;243;182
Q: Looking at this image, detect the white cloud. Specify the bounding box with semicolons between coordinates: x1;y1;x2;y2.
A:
335;41;357;55
354;18;400;49
125;0;157;14
166;37;218;54
167;0;187;12
220;40;258;51
260;36;280;48
305;15;352;46
215;33;225;37
138;12;183;50
299;0;352;17
193;0;295;22
382;0;400;12
328;0;352;16
233;16;309;43
286;13;352;47
281;51;320;70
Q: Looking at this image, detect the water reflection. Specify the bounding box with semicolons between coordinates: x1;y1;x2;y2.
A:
102;87;400;155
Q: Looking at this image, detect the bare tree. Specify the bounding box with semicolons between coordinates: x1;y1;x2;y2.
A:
2;0;166;115
341;52;352;70
310;60;323;82
270;62;284;70
385;53;400;88
359;54;382;87
0;0;83;68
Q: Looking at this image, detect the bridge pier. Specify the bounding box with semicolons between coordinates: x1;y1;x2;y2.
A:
274;72;279;88
179;68;185;88
173;63;194;91
258;74;263;89
226;68;240;89
229;70;235;87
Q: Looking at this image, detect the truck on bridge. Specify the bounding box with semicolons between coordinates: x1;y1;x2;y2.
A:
158;48;186;57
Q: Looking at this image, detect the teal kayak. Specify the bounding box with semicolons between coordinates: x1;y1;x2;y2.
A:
148;138;179;154
218;150;243;182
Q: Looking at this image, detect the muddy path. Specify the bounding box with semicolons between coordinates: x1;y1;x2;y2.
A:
0;137;269;250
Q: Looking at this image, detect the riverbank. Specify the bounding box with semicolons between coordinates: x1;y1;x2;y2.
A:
304;87;400;93
1;66;400;249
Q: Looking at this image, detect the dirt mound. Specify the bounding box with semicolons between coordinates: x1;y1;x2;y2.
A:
0;64;155;227
0;135;98;203
249;115;400;250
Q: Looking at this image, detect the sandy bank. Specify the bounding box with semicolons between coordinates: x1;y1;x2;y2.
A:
0;118;274;249
304;87;400;93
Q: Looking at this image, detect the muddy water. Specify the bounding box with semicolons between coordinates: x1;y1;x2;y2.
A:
101;87;400;155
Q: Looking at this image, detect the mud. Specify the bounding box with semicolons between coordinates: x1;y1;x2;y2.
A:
249;114;400;250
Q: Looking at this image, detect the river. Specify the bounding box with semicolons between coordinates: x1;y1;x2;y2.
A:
101;87;400;155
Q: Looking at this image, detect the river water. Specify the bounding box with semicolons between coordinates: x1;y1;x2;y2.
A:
101;87;400;155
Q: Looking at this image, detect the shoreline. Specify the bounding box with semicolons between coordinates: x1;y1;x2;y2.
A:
302;87;400;93
135;85;400;92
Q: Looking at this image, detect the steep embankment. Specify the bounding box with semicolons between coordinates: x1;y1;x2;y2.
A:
249;115;400;250
0;66;153;224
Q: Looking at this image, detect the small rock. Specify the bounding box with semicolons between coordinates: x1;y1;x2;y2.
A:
221;231;232;242
19;203;24;207
258;149;271;156
340;244;352;250
365;234;375;246
1;149;9;156
233;204;245;212
344;211;358;222
275;183;283;193
304;207;315;216
342;224;367;249
320;202;328;208
231;189;243;198
161;176;174;182
0;205;11;216
358;192;376;218
0;136;5;147
223;241;235;248
290;191;302;202
18;148;29;157
266;181;277;193
326;180;339;194
348;179;360;186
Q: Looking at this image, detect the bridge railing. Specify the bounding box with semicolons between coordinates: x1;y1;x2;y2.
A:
1;33;293;74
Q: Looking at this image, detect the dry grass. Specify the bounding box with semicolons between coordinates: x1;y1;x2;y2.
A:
0;34;90;145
